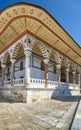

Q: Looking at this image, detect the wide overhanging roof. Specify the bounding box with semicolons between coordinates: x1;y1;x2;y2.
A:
0;3;81;66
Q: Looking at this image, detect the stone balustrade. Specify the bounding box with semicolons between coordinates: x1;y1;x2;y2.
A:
14;78;24;86
69;83;79;90
4;80;11;88
30;78;45;84
0;78;80;91
30;78;45;88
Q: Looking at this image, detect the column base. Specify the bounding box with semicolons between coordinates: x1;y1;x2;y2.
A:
25;82;30;87
11;81;14;87
67;83;69;87
45;83;48;88
2;81;4;87
58;82;60;87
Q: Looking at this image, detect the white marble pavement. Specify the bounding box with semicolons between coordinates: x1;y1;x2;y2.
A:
71;99;81;130
0;96;79;130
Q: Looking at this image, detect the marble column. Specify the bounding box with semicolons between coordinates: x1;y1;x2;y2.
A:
77;73;80;85
56;64;61;86
43;59;49;88
66;68;69;86
10;59;16;87
24;49;31;87
1;64;6;87
72;71;76;87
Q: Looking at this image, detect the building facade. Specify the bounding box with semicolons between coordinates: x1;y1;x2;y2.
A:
0;3;81;103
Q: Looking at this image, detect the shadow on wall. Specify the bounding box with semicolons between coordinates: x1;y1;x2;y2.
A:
51;84;80;102
0;90;26;103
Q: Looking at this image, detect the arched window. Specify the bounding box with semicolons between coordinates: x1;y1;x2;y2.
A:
20;61;23;70
41;61;44;70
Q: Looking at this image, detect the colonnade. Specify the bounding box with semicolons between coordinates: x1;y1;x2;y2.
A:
0;34;80;88
0;48;81;89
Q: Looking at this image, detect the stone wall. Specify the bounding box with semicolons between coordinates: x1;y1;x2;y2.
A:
0;86;80;103
26;87;81;103
0;88;27;103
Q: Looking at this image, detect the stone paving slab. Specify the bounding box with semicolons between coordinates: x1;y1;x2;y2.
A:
71;99;81;130
0;96;80;130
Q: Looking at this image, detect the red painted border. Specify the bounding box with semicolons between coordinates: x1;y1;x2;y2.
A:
0;15;81;66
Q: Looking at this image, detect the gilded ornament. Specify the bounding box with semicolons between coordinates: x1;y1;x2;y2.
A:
1;17;7;22
38;12;42;17
30;9;34;14
13;9;18;15
6;12;12;18
22;8;25;13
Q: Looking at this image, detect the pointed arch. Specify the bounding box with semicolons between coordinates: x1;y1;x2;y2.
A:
32;41;49;58
62;57;70;68
49;49;55;62
54;51;62;64
3;51;10;64
12;42;26;59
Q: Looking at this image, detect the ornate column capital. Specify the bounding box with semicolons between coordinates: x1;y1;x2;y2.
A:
43;58;49;64
24;49;32;57
77;73;80;77
10;58;16;64
72;71;76;74
56;64;61;70
22;35;32;49
66;68;69;72
1;64;6;69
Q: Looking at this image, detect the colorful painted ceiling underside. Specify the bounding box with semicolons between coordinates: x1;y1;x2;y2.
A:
0;3;81;66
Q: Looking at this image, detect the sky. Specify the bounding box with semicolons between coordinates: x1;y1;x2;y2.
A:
0;0;81;47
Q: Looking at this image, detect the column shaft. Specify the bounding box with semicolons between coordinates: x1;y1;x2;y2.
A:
43;59;49;88
56;64;61;86
77;74;80;85
2;68;5;87
11;63;15;86
24;49;31;87
66;68;69;85
44;63;48;87
73;72;76;84
10;59;16;87
1;64;6;87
